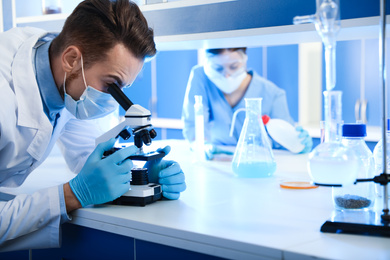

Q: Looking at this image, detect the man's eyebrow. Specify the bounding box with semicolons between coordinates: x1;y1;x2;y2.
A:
108;75;124;87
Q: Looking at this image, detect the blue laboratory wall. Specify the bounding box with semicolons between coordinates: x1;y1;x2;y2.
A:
121;46;299;140
321;39;388;126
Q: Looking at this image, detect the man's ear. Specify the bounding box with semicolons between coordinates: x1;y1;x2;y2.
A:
61;46;82;73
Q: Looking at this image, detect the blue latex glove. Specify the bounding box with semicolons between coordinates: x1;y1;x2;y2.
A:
69;138;137;207
144;146;186;200
296;126;313;154
204;143;234;160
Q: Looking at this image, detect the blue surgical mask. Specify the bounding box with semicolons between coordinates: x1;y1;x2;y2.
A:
63;55;118;120
204;51;248;94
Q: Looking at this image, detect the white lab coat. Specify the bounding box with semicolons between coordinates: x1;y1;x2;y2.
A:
0;27;102;251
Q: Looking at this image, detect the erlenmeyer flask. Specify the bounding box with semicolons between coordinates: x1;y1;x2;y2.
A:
232;98;276;178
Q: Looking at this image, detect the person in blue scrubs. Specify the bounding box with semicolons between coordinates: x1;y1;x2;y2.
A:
182;47;312;158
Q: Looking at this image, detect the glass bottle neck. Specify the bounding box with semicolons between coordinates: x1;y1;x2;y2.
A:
245;98;262;118
323;91;342;143
341;137;365;145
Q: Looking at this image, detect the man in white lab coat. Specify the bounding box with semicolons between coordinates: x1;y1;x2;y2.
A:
0;0;186;251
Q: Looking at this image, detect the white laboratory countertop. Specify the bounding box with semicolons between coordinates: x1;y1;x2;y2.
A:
1;140;389;260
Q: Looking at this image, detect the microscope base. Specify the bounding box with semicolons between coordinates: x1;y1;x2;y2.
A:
321;210;390;237
112;183;162;207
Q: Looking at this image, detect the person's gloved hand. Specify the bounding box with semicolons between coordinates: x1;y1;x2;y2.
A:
204;143;234;160
69;138;137;207
296;126;313;154
144;146;186;200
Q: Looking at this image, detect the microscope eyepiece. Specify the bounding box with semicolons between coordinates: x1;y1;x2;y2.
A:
108;83;133;111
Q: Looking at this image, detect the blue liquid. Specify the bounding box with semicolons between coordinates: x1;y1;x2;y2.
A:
232;161;276;178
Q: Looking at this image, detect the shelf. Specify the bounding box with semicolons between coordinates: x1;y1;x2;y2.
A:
151;117;183;129
14;15;390;51
15;13;69;24
139;0;235;11
14;12;390;51
155;16;389;50
11;0;388;50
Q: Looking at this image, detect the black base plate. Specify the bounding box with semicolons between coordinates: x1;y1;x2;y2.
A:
321;221;390;237
112;193;162;207
321;210;390;237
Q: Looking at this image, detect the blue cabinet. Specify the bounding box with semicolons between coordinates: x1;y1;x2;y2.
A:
0;250;29;260
0;224;225;260
136;239;224;260
32;223;135;260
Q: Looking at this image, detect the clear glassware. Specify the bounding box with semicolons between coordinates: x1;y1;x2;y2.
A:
193;95;205;161
231;98;276;178
293;0;340;91
308;91;360;186
332;124;376;210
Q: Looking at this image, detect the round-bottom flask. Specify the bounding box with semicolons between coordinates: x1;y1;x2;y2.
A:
308;142;360;186
308;91;360;186
232;98;276;178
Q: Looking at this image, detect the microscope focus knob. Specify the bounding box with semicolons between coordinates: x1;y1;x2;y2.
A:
118;129;131;140
134;134;143;148
149;129;157;139
141;129;152;146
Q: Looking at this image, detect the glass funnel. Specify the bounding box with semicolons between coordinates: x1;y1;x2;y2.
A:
232;98;276;178
308;91;360;186
293;0;340;91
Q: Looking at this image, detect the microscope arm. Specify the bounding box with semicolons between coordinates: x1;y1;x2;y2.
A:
95;104;152;146
95;83;158;158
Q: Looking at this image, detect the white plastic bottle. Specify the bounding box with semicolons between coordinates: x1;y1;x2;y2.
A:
332;124;375;210
263;115;305;153
194;95;205;161
373;119;390;197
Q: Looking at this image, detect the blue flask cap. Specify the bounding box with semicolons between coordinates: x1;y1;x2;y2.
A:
342;124;366;137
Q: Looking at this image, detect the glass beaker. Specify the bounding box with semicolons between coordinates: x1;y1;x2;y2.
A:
231;98;276;178
308;91;360;186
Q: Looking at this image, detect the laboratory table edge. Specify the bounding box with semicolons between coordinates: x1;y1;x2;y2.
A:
1;140;389;260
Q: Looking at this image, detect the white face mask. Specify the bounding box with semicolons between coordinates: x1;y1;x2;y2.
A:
63;55;118;120
204;65;247;94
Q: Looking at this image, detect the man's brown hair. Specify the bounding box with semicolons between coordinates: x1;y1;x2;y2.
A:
51;0;156;68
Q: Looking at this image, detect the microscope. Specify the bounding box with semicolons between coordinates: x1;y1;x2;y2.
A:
95;82;164;206
96;82;164;161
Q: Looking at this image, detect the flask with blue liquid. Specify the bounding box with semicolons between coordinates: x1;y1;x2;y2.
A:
231;98;276;178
